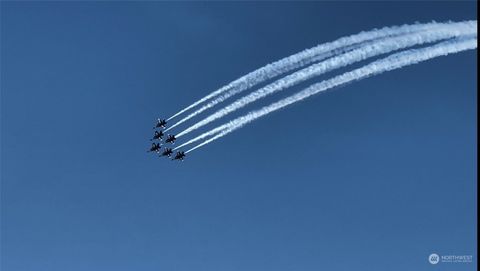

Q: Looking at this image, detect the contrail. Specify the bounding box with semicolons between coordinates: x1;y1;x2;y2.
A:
175;21;476;138
174;125;225;151
166;21;457;123
184;37;477;153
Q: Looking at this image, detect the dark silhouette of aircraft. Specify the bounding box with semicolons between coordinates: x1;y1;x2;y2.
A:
154;119;167;129
161;148;173;157
172;151;186;161
165;134;176;144
151;130;164;141
147;143;161;153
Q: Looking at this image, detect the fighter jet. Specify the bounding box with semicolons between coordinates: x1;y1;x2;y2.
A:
172;151;186;161
165;134;176;144
154;119;167;129
160;148;173;157
150;130;164;141
147;143;162;153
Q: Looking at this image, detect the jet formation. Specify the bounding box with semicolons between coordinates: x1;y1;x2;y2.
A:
147;119;185;161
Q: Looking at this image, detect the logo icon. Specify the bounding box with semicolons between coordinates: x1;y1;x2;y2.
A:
429;253;440;265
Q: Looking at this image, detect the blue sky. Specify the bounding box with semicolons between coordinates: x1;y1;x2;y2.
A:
1;1;476;271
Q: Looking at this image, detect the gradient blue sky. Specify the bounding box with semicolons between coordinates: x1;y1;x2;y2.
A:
1;1;477;271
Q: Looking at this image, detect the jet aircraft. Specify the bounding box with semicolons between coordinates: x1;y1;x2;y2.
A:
147;143;162;153
151;130;164;141
172;151;186;161
165;134;176;144
154;119;167;129
161;148;173;157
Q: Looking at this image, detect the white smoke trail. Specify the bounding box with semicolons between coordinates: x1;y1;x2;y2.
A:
166;21;458;123
174;125;225;151
184;37;477;153
175;21;476;138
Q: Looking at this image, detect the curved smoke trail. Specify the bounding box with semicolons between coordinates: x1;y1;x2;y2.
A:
182;37;477;153
166;21;456;123
175;21;476;138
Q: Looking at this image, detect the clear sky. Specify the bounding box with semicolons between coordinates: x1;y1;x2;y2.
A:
1;1;477;271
